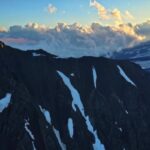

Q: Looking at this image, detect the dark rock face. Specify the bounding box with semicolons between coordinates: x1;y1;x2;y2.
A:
0;43;150;150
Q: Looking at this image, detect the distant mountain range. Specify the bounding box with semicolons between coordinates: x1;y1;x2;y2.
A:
0;41;150;150
113;41;150;72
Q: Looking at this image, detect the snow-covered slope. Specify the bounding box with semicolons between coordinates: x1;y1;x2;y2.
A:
113;41;150;71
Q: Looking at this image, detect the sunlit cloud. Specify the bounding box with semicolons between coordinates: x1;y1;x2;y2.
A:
90;0;134;25
135;20;150;41
125;11;134;20
0;22;146;57
90;0;108;19
114;24;145;41
111;9;122;21
25;22;49;31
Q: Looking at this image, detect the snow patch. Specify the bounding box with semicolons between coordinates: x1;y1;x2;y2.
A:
24;119;36;150
118;127;123;132
32;52;45;57
92;67;97;88
135;60;150;69
53;128;66;150
39;105;51;124
57;71;84;112
117;65;136;87
85;115;105;150
67;118;74;138
24;119;35;140
32;141;37;150
70;73;75;77
0;93;12;113
57;71;105;150
39;105;66;150
125;110;129;114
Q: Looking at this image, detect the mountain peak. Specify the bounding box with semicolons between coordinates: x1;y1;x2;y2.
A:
0;43;150;150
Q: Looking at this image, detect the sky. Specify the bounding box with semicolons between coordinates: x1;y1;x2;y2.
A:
0;0;150;27
0;0;150;57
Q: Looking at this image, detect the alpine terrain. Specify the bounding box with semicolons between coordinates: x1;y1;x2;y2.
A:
113;41;150;72
0;41;150;150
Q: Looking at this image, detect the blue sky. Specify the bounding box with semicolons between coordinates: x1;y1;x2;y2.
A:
0;0;150;28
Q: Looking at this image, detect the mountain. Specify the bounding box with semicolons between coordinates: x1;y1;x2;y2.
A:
0;41;150;150
113;41;150;72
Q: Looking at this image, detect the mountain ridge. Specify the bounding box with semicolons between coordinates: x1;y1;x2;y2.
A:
0;42;150;150
113;41;150;71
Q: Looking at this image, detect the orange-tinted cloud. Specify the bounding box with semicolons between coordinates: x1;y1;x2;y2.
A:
0;22;145;57
90;0;108;19
0;37;35;44
90;0;134;25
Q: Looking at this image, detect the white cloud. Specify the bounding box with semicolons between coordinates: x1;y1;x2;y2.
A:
0;22;145;58
135;20;150;40
90;0;134;25
125;11;134;20
90;0;108;19
47;4;57;14
116;23;144;41
111;8;122;21
25;22;48;31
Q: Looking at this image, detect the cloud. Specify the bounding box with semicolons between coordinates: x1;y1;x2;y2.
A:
111;9;122;20
47;4;57;14
135;20;150;40
116;23;144;41
90;0;108;19
0;22;145;57
25;22;48;31
0;27;7;32
125;11;134;20
90;0;134;25
0;37;32;44
111;8;122;24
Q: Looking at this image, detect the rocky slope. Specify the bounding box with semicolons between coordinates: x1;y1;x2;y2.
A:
0;41;150;150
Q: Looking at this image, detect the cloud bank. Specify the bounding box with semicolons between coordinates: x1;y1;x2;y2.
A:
0;22;148;57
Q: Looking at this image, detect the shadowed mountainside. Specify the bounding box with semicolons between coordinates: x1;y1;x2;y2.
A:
0;41;150;150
